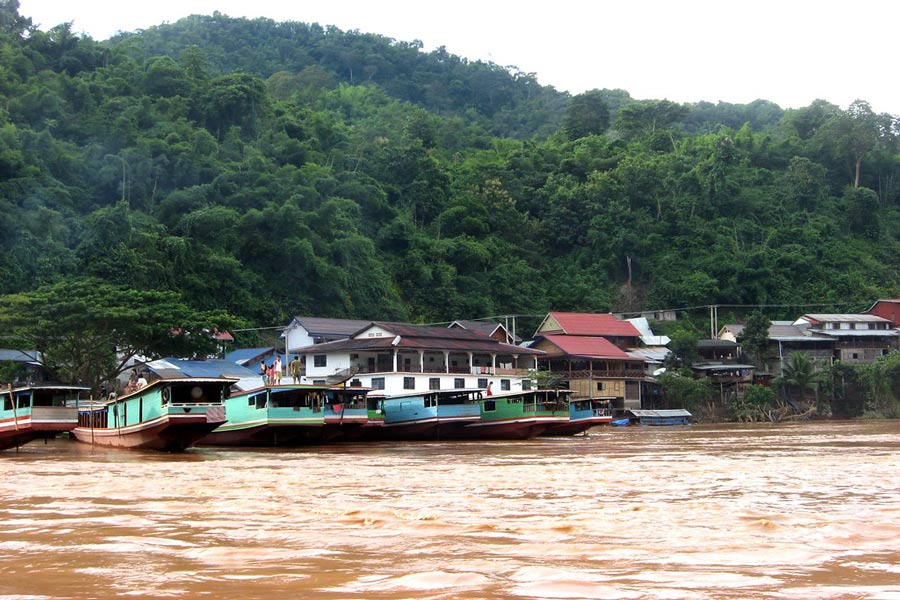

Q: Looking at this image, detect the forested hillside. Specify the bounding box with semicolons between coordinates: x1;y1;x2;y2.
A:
2;1;899;331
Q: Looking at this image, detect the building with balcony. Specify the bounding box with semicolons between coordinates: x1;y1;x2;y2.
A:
293;322;543;395
794;314;899;364
529;312;647;411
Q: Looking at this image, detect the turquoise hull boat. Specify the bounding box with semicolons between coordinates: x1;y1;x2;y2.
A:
1;384;90;450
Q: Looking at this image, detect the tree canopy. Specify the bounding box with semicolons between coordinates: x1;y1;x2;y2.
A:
0;4;898;384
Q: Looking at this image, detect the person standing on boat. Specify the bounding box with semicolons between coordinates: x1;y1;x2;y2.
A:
486;381;493;396
260;360;268;386
290;355;302;384
266;363;275;387
273;356;283;385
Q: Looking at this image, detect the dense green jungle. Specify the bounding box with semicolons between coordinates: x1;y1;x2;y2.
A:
1;1;899;334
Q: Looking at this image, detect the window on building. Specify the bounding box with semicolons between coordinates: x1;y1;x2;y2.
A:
478;378;488;388
371;377;385;390
314;355;327;367
403;377;415;390
501;379;510;391
597;382;605;391
429;378;441;390
522;379;532;390
454;378;465;389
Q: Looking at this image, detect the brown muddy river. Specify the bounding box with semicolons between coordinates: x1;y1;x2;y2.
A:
2;421;899;599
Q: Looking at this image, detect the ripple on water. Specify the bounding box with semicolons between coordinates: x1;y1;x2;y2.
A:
329;570;493;593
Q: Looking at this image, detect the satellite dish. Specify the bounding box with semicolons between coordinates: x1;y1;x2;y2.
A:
326;366;360;386
652;367;667;377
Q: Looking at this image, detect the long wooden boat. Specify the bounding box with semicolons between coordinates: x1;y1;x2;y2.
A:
201;383;329;446
1;384;90;450
459;389;570;439
541;397;613;436
321;386;383;441
373;389;482;440
72;376;233;451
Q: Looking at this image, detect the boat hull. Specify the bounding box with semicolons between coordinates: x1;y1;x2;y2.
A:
201;421;325;446
457;417;560;439
72;410;225;451
542;415;612;436
1;408;80;450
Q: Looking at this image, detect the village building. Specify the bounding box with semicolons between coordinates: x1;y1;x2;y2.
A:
529;312;646;411
866;299;900;327
793;314;899;364
294;322;542;394
448;319;520;344
0;349;44;385
283;316;372;351
765;321;834;375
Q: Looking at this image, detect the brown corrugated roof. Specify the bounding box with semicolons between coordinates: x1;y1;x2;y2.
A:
291;316;374;337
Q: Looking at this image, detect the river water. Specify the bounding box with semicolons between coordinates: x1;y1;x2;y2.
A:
2;420;899;599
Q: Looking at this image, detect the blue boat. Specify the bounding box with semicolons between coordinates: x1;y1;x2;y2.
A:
373;389;482;440
542;396;613;436
624;409;692;426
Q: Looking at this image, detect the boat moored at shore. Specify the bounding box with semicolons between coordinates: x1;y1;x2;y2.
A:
1;384;90;450
541;397;613;436
373;389;483;440
72;360;235;451
460;389;570;439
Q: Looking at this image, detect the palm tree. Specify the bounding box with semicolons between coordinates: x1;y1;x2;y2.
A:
778;351;824;414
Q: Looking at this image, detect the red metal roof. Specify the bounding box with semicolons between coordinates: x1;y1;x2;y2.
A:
538;335;638;360
543;312;642;337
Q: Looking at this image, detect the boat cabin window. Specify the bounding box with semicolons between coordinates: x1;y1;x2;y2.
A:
169;383;224;404
251;393;266;409
424;394;437;408
483;400;496;412
439;392;472;405
17;395;30;409
3;396;13;411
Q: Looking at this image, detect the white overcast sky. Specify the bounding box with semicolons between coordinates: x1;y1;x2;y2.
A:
18;0;900;116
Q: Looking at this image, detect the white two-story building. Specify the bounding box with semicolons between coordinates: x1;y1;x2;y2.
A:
294;322;543;395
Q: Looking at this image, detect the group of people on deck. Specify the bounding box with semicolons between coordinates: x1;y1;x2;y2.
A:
259;355;303;387
123;369;148;395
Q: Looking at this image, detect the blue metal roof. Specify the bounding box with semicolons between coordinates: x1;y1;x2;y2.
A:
146;358;257;379
224;347;276;365
0;349;41;363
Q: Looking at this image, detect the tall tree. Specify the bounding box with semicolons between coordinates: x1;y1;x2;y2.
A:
739;311;771;369
0;278;238;393
561;90;610;140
